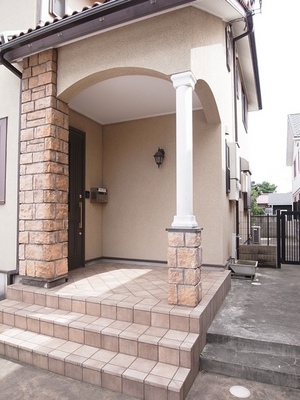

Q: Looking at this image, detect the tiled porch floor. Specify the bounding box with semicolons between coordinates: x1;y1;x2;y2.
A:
46;261;231;331
66;261;227;302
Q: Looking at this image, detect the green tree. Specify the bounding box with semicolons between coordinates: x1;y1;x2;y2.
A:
253;181;277;194
251;181;277;215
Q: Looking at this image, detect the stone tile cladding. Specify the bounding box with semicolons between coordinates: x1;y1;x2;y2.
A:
167;229;202;307
19;49;69;282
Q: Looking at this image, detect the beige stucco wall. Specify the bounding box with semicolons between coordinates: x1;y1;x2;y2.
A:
193;112;229;265
57;7;228;116
101;110;232;265
0;68;20;271
57;6;236;266
102;114;175;261
0;1;37;272
69;110;103;261
0;0;37;31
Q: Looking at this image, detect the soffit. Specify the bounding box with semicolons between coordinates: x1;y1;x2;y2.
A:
69;75;202;125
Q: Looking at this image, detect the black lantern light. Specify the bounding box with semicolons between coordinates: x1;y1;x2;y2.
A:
153;147;165;168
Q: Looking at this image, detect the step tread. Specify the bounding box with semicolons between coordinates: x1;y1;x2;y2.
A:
206;332;300;358
0;299;198;349
5;285;198;333
0;323;191;396
201;343;300;376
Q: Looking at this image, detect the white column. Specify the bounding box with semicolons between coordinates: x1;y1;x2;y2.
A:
171;71;198;228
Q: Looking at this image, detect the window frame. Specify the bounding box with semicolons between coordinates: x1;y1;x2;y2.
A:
0;117;8;204
226;142;230;194
241;85;248;132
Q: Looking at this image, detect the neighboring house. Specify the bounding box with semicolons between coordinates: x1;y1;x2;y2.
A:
256;192;293;215
0;0;262;295
287;113;300;207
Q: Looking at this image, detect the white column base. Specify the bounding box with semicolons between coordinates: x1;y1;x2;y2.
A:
172;215;198;228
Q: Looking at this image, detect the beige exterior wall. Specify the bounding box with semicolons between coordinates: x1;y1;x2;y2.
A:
0;1;37;272
101;110;232;265
57;7;227;110
57;6;236;266
102;114;176;261
0;69;20;271
69;107;234;265
0;0;37;32
69;110;103;261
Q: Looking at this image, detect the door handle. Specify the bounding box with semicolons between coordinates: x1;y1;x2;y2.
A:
79;201;83;230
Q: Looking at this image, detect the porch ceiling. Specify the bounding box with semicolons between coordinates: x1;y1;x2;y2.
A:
68;75;202;125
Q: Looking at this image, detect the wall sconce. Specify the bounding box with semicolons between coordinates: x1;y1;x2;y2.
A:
153;147;165;168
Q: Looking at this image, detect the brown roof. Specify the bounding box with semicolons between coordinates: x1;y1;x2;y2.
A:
0;1;112;45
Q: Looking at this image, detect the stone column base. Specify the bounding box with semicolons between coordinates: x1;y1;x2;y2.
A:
166;227;203;307
21;275;68;289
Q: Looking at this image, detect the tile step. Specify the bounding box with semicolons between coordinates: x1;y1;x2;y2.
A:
206;332;300;358
0;299;199;368
6;284;198;333
200;342;300;389
0;323;192;400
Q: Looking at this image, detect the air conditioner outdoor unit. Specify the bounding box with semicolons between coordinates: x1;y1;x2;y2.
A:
252;226;261;244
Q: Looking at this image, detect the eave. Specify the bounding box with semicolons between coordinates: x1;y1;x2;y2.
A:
0;0;195;75
0;0;261;111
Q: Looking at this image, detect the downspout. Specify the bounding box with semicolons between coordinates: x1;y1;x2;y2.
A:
232;13;254;260
232;13;254;142
0;51;22;79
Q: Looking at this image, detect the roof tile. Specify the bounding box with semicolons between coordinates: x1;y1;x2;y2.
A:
0;1;112;45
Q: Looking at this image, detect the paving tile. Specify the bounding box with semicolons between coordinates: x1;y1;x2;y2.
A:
73;344;98;358
110;353;136;368
122;368;147;398
151;362;178;379
91;348;117;363
129;357;156;373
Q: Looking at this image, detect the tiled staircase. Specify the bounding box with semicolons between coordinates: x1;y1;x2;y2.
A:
0;265;231;400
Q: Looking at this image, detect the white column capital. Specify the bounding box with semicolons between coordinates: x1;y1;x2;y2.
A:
171;71;197;90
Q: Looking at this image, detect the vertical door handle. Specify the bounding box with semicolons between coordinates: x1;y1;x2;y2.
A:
79;201;83;230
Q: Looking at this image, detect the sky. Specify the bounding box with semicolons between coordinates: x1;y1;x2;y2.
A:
248;0;300;193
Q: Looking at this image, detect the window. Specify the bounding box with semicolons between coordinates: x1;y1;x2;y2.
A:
226;142;230;193
225;25;232;72
0;117;7;204
241;85;248;132
49;0;65;18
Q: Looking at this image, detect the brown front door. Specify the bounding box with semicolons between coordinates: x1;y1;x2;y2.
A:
68;127;85;270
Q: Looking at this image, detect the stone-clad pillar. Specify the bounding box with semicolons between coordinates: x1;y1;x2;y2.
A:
167;228;202;307
19;49;69;287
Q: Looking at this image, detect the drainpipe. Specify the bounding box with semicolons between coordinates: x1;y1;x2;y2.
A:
0;50;22;79
231;13;254;260
232;13;254;142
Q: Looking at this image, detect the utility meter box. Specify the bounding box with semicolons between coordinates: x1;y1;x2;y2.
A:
252;226;261;244
90;188;107;203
